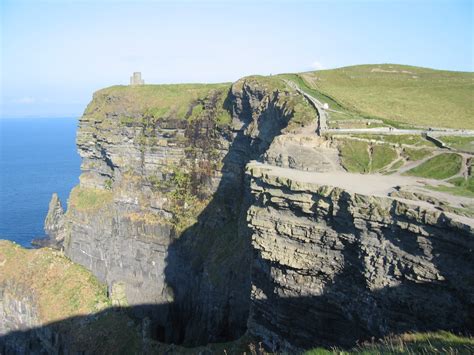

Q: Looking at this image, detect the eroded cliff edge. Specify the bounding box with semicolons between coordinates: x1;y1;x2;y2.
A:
21;74;474;352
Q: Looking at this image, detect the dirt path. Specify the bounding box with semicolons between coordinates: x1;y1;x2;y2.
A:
248;161;474;226
249;161;446;197
284;79;328;135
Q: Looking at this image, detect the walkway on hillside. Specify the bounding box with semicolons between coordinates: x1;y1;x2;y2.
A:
328;127;474;137
284;80;328;135
285;79;474;139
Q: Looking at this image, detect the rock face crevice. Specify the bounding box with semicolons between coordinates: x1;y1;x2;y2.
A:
245;165;474;351
159;81;295;345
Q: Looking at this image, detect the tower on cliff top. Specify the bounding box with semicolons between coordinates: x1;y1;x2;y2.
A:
130;72;145;86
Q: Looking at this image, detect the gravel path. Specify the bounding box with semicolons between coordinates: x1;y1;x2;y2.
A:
248;161;446;197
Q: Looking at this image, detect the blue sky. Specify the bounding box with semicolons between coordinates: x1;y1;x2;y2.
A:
1;0;472;118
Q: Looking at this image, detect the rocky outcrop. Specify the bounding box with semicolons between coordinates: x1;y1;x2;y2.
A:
245;164;474;351
264;135;343;172
44;193;65;244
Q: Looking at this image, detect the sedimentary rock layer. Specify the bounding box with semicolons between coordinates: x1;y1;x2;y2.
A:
246;164;474;351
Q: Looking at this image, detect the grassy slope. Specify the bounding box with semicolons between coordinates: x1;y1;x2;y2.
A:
69;186;113;211
305;331;474;354
405;153;462;179
299;64;474;129
338;139;399;173
0;240;109;324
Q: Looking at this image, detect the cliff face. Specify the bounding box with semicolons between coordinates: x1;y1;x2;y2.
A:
49;78;309;345
246;163;474;351
39;75;474;351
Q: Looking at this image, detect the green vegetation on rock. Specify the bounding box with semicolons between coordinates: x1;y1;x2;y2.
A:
300;64;474;129
0;240;110;324
405;153;462;179
351;134;436;147
236;75;318;131
69;186;113;211
84;83;231;122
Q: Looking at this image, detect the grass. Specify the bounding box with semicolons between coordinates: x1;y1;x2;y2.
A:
387;159;405;172
450;176;474;192
370;144;397;171
278;73;350;114
403;147;433;161
405;153;462;179
429;177;474;198
339;139;370;173
438;135;474;153
233;74;287;92
0;240;110;324
299;64;474;129
352;134;436;147
68;186;113;211
305;331;474;354
84;83;231;122
338;139;398;173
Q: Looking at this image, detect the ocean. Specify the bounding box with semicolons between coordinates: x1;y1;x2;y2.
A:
0;118;80;247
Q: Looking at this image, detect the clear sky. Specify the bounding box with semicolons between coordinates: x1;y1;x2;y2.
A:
1;0;472;118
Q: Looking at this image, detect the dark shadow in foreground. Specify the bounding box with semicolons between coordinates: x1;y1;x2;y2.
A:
1;282;473;355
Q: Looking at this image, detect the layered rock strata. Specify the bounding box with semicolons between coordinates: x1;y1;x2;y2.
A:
46;78;309;345
246;163;474;351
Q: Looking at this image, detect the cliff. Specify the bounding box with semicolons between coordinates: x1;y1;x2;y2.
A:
3;72;472;353
246;163;474;351
45;78;314;346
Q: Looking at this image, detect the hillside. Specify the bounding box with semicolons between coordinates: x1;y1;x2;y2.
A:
293;64;473;129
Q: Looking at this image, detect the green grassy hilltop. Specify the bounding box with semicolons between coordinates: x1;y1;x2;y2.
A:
295;64;473;129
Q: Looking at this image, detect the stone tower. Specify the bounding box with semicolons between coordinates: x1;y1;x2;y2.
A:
130;72;145;86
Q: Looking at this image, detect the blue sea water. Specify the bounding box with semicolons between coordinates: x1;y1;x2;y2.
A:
0;118;81;247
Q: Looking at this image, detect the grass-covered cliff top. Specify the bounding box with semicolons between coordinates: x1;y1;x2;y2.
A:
296;64;474;129
83;83;232;122
0;240;109;324
83;64;473;130
83;75;318;131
